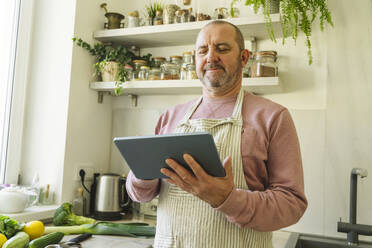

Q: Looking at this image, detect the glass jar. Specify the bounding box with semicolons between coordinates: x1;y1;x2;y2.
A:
139;66;150;80
148;68;162;80
213;7;228;19
124;64;133;81
175;10;185;23
251;51;278;77
154;10;163;25
170;56;182;67
186;64;198;80
242;52;254;78
128;15;140;28
161;61;180;80
188;8;196;22
180;51;193;80
152;57;166;68
132;60;147;80
164;4;180;24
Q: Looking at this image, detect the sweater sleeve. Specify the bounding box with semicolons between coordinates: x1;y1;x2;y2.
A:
125;113;166;203
215;109;308;232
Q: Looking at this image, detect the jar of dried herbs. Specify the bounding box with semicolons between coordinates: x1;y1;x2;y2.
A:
251;51;278;77
154;10;163;25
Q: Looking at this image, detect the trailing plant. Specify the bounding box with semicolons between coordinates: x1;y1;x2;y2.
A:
230;0;334;64
145;0;164;19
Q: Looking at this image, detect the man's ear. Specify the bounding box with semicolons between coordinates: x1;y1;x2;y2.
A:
241;49;250;67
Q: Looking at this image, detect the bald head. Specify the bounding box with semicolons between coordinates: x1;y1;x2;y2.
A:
197;20;245;51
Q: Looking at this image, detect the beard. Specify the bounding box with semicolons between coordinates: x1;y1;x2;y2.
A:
199;61;242;92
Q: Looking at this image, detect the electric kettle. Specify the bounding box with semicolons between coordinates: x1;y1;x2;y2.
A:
93;173;131;220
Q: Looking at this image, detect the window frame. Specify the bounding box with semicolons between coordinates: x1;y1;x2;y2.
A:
2;0;35;184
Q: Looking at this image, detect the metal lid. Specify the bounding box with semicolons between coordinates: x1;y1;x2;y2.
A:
183;51;192;55
255;50;277;58
140;66;150;69
170;55;182;60
153;57;166;61
132;59;147;65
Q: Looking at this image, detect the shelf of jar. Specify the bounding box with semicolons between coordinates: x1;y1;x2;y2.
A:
89;77;281;95
93;14;281;48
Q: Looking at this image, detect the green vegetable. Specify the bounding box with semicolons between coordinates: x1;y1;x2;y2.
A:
44;222;155;237
28;232;64;248
2;231;29;248
0;215;24;239
53;203;96;226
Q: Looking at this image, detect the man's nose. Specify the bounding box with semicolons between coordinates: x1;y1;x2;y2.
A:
206;49;219;63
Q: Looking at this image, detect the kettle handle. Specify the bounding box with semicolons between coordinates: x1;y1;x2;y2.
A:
119;177;130;208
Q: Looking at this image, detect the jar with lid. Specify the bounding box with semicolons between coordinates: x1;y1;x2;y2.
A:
154;10;163;25
132;60;147;80
251;51;278;77
170;56;182;67
161;61;180;80
175;10;186;23
138;66;150;80
242;52;254;78
188;8;196;22
152;57;166;68
124;64;133;81
164;4;180;24
148;67;162;80
180;51;193;80
186;64;198;80
128;11;140;28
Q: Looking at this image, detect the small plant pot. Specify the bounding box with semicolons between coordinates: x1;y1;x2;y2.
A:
101;61;119;82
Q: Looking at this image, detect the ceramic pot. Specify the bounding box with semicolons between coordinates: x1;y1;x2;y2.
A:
0;190;36;213
101;61;119;82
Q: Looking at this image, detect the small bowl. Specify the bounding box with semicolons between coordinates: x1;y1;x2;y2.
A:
0;190;29;213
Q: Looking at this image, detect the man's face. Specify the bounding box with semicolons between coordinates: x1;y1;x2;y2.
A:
195;24;246;94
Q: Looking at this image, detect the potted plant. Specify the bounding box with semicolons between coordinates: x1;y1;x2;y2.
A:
145;0;164;25
230;0;334;64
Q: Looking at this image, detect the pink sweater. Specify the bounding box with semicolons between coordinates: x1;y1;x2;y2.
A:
126;91;307;232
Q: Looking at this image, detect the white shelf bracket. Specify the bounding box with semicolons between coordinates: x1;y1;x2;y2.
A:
128;94;138;107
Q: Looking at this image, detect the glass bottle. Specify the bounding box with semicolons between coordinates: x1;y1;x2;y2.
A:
132;60;147;81
154;10;163;25
251;51;278;77
161;61;180;80
139;66;150;80
124;64;133;81
180;51;193;80
186;64;198;80
72;188;86;216
188;8;196;22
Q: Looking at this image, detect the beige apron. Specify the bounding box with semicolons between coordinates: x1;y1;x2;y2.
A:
154;89;272;248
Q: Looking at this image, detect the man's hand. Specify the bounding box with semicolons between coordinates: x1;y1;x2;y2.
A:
160;154;234;208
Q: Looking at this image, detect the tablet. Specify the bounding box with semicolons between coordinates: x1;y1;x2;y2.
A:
113;132;226;180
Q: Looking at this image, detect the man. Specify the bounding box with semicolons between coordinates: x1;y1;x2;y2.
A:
126;20;307;248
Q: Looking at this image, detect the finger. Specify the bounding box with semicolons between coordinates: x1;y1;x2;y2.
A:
165;158;196;184
183;153;208;180
161;167;191;191
223;156;233;179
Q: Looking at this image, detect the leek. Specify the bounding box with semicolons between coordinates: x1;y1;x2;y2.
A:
44;222;155;237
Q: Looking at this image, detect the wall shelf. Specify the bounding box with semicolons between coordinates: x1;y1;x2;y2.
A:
93;14;281;48
90;77;281;96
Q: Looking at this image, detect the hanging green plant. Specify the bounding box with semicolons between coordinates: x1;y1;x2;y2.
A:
230;0;334;64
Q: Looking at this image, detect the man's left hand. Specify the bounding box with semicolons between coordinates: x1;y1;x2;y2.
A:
160;154;234;208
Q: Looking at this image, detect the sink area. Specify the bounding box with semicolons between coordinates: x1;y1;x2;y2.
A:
286;233;372;248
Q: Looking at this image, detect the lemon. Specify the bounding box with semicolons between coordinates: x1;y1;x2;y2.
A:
0;233;7;247
23;220;45;240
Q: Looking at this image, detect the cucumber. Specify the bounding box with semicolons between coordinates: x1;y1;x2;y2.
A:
3;231;30;248
28;232;64;248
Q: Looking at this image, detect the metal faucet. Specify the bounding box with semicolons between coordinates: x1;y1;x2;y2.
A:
337;168;372;245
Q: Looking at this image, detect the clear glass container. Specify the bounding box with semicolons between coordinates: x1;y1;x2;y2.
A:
251;51;278;77
154;10;163;25
213;7;228;19
128;15;140;28
148;68;162;80
180;51;193;80
124;64;133;81
132;60;147;81
152;57;166;68
163;4;180;24
175;10;187;23
186;64;198;80
161;61;180;80
139;66;150;80
188;8;196;22
170;56;183;67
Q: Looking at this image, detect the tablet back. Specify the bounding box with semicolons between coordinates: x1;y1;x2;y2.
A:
114;132;225;180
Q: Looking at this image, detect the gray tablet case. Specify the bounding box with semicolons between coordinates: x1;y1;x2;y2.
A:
113;132;226;180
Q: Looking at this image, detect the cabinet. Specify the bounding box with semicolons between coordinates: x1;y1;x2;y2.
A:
89;14;283;102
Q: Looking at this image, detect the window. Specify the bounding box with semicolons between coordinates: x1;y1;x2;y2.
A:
0;0;33;184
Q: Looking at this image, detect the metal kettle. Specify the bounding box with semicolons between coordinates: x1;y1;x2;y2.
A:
94;173;130;220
